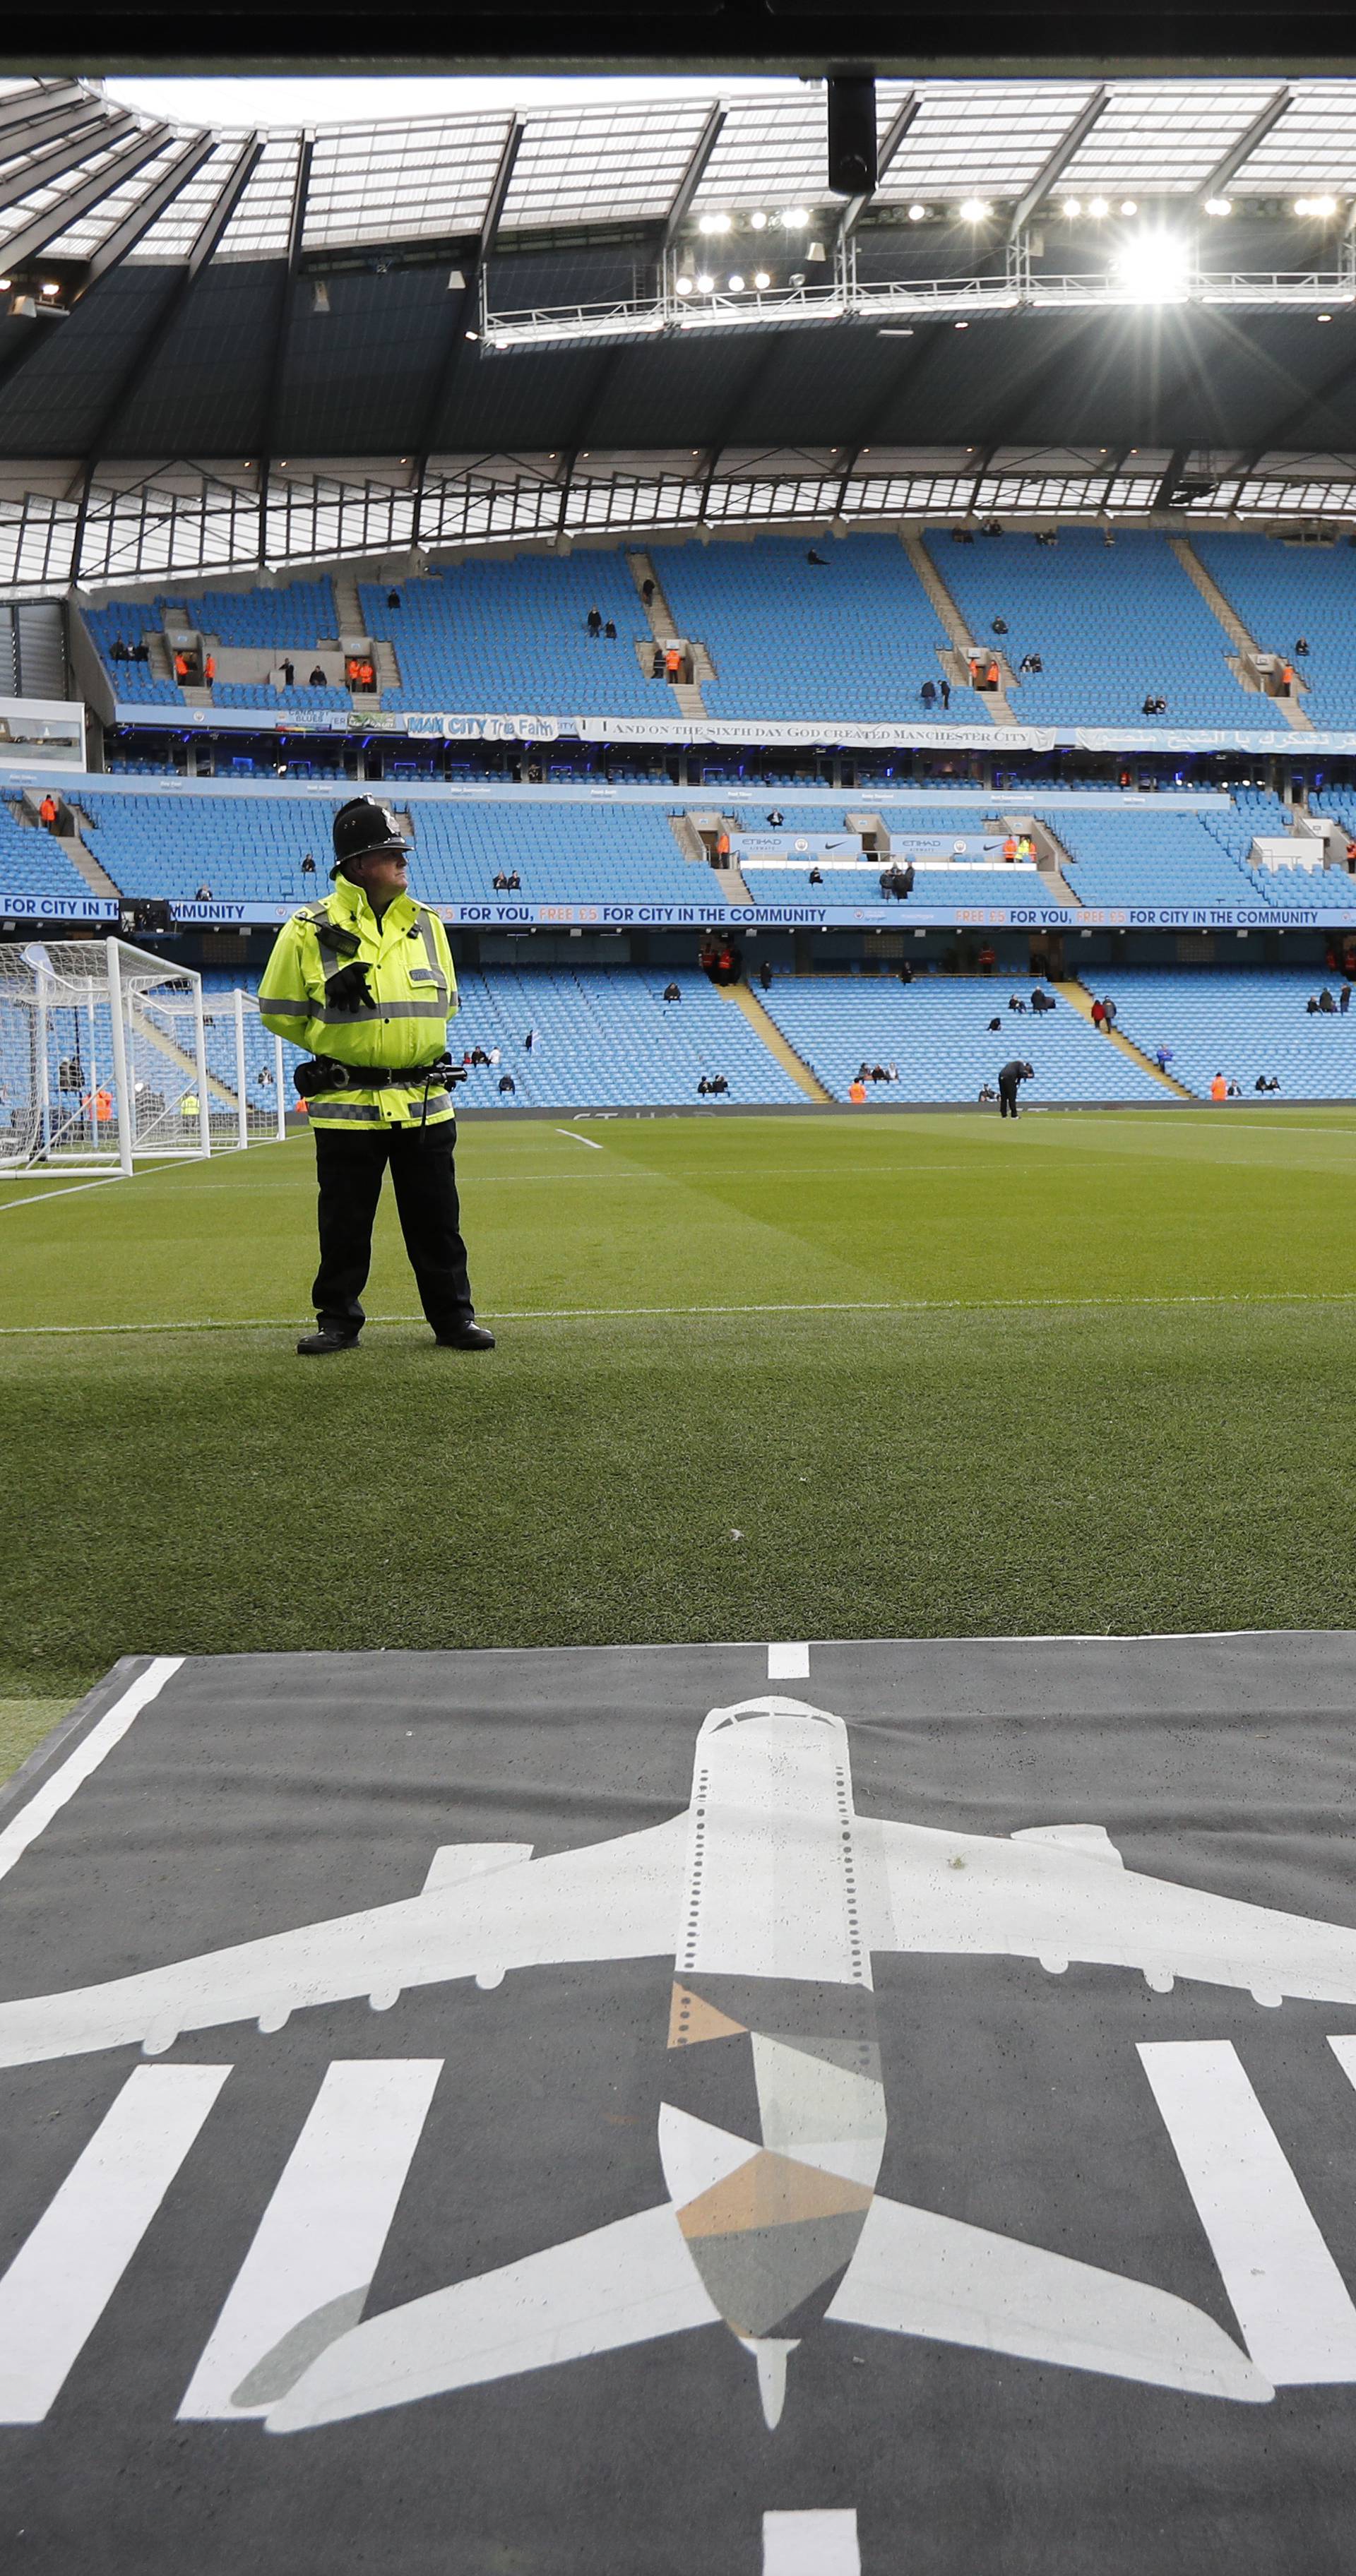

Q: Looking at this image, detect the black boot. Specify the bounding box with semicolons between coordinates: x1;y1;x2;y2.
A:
297;1327;361;1356
435;1323;496;1350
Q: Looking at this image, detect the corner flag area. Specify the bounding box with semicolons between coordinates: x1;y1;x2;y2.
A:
2;1106;1355;1724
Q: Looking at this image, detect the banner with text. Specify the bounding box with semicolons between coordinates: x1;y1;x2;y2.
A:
153;897;1356;933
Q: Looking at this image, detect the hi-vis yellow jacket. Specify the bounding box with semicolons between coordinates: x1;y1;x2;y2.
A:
257;874;458;1130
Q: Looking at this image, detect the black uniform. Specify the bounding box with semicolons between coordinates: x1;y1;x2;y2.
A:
997;1059;1032;1118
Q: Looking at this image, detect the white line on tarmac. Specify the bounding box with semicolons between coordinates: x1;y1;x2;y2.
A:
0;1657;182;1882
555;1127;605;1150
3;1290;1356;1338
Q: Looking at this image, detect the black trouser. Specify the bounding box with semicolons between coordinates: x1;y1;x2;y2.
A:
312;1121;474;1337
998;1080;1020;1118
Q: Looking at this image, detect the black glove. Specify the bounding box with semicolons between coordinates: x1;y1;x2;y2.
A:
324;960;376;1012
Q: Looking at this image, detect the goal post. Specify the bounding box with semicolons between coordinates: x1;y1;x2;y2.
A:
0;936;215;1176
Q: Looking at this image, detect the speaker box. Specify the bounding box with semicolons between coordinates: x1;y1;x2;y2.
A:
827;75;878;196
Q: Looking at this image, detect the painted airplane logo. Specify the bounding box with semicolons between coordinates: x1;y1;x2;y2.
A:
8;1694;1356;2433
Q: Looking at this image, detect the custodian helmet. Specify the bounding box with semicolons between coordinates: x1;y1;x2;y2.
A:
331;796;408;876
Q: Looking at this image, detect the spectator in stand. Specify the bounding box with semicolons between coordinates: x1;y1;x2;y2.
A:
470;1046;489;1066
109;637;128;662
195;880;214;900
1030;988;1055;1013
489;1046;501;1066
978;1082;997;1102
1007;994;1026;1014
1319;987;1338;1013
997;1059;1033;1119
1227;1079;1242;1097
603;619;617;640
1090;998;1106;1032
1210;1072;1227;1100
1155;1043;1173;1071
1307;994;1321;1014
506;871;521;890
808;866;823;886
651;645;665;678
282;657;295;687
387;589;401;610
133;640;150;662
586;607;602;637
766;809;784;827
938;678;951;711
524;1028;535;1054
1342;985;1352;1015
807;547;827;565
498;1073;516;1096
641;578;655;607
759;959;773;992
987;1015;1002;1032
920;679;937;708
898;962;913;986
309;665;327;687
1295;636;1309;657
662;981;682;1003
1102;996;1118;1030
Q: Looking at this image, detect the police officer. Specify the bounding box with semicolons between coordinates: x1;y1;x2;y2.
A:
258;797;494;1356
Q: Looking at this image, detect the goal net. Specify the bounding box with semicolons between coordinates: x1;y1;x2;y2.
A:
0;939;287;1175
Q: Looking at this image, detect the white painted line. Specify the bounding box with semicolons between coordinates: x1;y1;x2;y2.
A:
179;2059;443;2419
0;2065;229;2422
768;1642;811;1681
0;1176;126;1211
1140;2039;1356;2383
555;1127;604;1150
0;1657;182;1888
4;1291;1356;1340
763;2510;860;2575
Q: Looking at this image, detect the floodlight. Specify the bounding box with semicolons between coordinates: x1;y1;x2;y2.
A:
908;202;927;221
1061;196;1081;216
1295;198;1312;215
753;269;771;290
40;282;60;297
1112;231;1191;302
727;273;744;291
698;211;732;234
1318;311;1334;322
1119;200;1138;216
780;207;809;227
1088;196;1110;218
1312;194;1339;217
749;210;768;229
0;278;10;292
1203;196;1232;216
696;272;715;292
959;198;990;222
675;276;694;297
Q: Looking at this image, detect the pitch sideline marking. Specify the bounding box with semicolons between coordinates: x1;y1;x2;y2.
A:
555;1127;605;1150
4;1291;1356;1339
0;1657;182;1883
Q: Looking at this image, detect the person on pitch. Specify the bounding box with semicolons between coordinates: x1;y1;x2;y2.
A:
258;796;493;1357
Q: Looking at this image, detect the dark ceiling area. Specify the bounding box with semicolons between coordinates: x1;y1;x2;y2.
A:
1;234;1352;470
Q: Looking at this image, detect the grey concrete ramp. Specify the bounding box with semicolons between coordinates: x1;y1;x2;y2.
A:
3;1633;1356;2572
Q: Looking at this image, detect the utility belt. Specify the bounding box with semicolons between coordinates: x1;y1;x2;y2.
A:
294;1052;466;1098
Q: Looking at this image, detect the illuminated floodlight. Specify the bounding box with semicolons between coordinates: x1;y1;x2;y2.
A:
696;272;715;292
959;197;990;222
780;207;809;227
698;210;732;234
1295;198;1312;215
1062;196;1081;216
675;276;694;296
40;281;60;297
1119;199;1138;216
1312;193;1339;217
908;202;927;222
1318;311;1334;322
1203;196;1232;215
727;273;745;291
753;269;771;290
749;210;768;230
1088;195;1110;218
1111;230;1191;302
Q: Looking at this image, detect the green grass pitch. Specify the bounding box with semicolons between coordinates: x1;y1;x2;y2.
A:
3;1105;1355;1755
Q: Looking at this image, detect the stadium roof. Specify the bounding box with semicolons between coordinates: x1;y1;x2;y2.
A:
5;73;1356;586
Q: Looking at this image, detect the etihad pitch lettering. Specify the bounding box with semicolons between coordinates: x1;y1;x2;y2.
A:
11;1694;1356;2429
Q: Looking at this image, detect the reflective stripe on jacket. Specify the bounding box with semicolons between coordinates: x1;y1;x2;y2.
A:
257;876;458;1129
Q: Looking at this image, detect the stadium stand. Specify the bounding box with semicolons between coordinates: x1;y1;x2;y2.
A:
386;963;806;1109
1190;537;1355;727
1044;806;1302;908
359;557;657;715
648;534;975;722
0;800;105;904
1105;967;1356;1099
759;972;1167;1103
925;530;1290;731
744;863;1069;909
